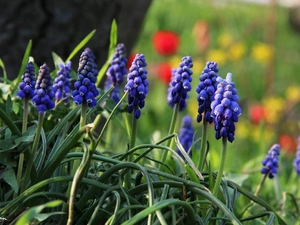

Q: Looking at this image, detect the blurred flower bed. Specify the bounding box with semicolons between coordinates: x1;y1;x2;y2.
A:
132;0;300;167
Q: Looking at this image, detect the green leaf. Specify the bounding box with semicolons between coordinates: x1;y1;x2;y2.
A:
0;82;12;100
0;108;21;136
6;95;12;115
15;200;64;225
65;29;96;62
225;173;249;186
15;40;32;88
2;166;18;193
52;52;64;71
0;58;7;83
96;19;118;86
0;152;16;167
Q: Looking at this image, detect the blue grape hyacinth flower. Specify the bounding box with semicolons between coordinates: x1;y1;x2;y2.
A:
52;61;72;103
124;53;148;119
261;144;280;179
293;137;300;175
167;56;193;111
196;61;219;123
106;43;128;86
210;73;242;142
16;61;36;100
32;64;55;114
177;115;195;157
104;78;121;104
72;48;99;108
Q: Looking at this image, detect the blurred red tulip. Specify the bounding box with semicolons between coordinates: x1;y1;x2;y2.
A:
127;52;136;69
249;104;266;124
157;62;172;84
152;31;180;56
279;133;297;154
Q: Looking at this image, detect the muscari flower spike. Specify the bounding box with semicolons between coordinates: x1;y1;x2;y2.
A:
261;144;280;179
104;78;121;104
32;64;55;114
196;61;219;123
210;73;242;142
167;56;193;111
16;61;36;100
177;115;195;157
72;48;99;108
293;137;300;175
52;61;72;103
124;53;148;119
106;43;128;86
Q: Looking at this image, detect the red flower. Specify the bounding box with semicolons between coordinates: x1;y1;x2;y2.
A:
249;104;265;124
127;52;136;69
152;31;180;56
157;62;172;84
279;133;297;154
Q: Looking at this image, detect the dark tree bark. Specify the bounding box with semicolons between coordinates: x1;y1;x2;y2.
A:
0;0;152;79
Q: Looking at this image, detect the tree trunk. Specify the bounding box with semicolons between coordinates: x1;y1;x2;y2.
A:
0;0;152;79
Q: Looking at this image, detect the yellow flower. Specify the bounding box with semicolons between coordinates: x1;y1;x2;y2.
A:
263;97;284;124
286;86;300;102
169;56;182;69
206;49;227;66
218;33;234;48
251;42;274;64
192;58;205;74
229;42;246;61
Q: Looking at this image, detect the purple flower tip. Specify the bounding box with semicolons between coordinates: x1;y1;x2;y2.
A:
16;62;36;100
261;144;280;179
211;73;241;142
177;115;195;158
124;53;148;119
167;56;193;111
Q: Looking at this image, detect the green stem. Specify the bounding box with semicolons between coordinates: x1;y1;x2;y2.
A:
212;136;227;197
198;120;208;171
125;115;138;189
72;101;87;175
159;103;179;170
63;102;87;214
67;143;91;225
94;91;128;147
14;98;29;198
20;113;44;193
254;172;268;196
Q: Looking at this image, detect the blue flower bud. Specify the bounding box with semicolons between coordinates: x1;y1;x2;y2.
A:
168;56;193;111
261;144;280;179
72;48;99;107
16;62;36;100
294;137;300;175
210;73;241;142
177;115;195;158
124;54;148;119
196;61;219;123
32;64;55;114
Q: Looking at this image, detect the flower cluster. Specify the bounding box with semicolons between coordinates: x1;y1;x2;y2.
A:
211;73;241;142
196;61;219;123
106;43;128;86
104;79;121;104
124;54;148;119
167;56;193;111
72;48;99;108
261;144;280;179
294;138;300;175
16;62;36;100
32;64;55;114
177;115;195;157
52;61;72;103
